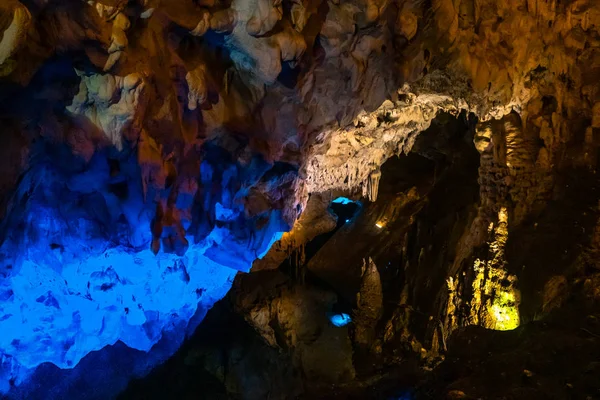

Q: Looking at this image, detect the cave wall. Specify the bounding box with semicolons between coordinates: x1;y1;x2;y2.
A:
0;0;598;397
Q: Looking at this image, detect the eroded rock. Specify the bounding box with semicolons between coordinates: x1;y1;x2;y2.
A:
0;0;599;397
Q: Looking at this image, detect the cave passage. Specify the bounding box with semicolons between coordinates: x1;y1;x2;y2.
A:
118;111;481;400
280;196;362;281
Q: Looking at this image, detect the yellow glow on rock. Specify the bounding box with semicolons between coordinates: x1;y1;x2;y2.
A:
490;290;520;331
467;207;520;331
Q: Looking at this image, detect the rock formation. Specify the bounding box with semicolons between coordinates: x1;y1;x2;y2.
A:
0;0;598;398
353;257;383;351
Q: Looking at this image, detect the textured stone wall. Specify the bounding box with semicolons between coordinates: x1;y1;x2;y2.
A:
0;0;599;397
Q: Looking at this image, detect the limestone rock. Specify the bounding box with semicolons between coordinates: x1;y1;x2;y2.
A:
0;0;599;396
353;257;383;349
246;0;282;36
0;1;31;69
66;71;146;150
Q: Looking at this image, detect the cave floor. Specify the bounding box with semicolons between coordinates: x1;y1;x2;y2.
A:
118;289;600;400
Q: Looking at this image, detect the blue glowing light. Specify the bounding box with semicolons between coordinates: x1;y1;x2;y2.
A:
329;313;352;327
0;139;291;397
388;389;415;400
332;197;356;205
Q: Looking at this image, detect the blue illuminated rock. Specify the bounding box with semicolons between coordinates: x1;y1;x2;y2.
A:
0;139;291;395
329;313;352;327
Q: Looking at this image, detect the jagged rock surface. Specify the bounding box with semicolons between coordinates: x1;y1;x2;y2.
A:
0;0;599;398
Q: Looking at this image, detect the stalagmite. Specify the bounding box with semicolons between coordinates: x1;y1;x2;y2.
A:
353;257;383;350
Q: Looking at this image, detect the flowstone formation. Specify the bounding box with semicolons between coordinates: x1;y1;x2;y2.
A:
0;0;599;398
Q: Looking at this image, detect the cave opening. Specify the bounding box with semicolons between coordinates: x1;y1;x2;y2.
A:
279;195;362;283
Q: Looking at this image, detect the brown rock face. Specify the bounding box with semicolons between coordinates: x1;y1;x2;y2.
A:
353;257;383;351
0;0;600;398
0;0;598;215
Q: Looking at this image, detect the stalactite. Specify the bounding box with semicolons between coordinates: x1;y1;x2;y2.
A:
367;169;382;202
299;243;306;284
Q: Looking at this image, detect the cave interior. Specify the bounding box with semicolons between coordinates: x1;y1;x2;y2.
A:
0;0;600;399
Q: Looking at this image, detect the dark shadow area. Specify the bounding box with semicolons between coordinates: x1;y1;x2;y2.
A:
119;297;300;400
506;168;600;322
419;298;600;399
280;197;362;281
